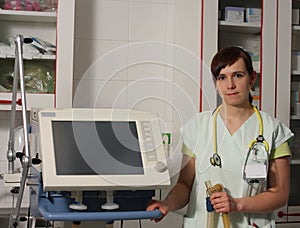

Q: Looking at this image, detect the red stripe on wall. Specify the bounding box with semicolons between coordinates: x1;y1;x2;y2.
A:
274;0;279;117
54;0;59;108
199;0;204;112
260;0;264;111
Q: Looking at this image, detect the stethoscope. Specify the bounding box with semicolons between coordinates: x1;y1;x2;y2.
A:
210;104;270;227
210;105;269;172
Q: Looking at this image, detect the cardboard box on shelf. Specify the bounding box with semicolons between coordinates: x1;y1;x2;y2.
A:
225;7;244;23
245;8;261;24
292;9;300;25
295;103;300;116
292;51;300;71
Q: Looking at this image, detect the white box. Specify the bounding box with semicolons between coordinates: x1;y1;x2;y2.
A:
245;8;261;24
292;82;300;91
252;61;260;72
295;103;300;116
292;9;300;25
225;7;244;23
292;51;300;71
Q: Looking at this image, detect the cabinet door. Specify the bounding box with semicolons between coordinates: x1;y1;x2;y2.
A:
276;0;292;127
278;0;300;224
200;0;218;111
55;0;75;108
0;1;75;110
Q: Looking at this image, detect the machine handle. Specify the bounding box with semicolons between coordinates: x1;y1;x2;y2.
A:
0;99;22;106
278;211;300;217
39;206;163;221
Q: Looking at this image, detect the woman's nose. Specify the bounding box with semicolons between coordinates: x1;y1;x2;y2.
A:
227;78;236;89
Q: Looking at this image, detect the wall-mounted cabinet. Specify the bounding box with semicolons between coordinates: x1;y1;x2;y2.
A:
201;0;282;117
0;1;75;110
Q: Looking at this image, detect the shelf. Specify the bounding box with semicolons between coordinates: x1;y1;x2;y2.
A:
0;9;56;23
292;70;300;75
0;92;54;110
291;160;300;164
290;115;300;120
292;25;300;30
218;21;261;34
0;54;55;60
293;25;300;35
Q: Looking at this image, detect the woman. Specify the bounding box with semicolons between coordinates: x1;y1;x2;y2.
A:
147;46;293;227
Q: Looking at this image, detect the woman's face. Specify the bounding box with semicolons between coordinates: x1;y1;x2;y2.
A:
216;57;256;108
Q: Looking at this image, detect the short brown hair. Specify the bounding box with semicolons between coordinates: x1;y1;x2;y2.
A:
211;46;254;79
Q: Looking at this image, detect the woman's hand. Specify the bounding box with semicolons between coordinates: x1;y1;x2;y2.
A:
210;191;238;213
146;155;196;223
146;199;170;222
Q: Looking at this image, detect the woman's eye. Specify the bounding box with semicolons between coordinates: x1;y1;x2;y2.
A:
217;75;225;80
235;73;243;78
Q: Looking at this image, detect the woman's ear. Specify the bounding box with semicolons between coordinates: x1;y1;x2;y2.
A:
215;85;220;94
250;71;257;89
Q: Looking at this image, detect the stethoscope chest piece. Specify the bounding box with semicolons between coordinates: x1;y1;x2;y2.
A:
243;137;269;183
210;153;221;167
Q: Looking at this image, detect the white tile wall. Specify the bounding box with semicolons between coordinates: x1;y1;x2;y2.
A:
92;0;129;40
92;80;129;109
72;1;197;227
73;39;91;80
128;63;166;81
74;0;92;39
73;0;181;121
129;2;167;41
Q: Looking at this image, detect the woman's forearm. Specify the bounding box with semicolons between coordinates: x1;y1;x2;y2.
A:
164;182;192;211
235;187;289;213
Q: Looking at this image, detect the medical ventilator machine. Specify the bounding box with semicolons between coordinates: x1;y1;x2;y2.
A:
2;35;171;228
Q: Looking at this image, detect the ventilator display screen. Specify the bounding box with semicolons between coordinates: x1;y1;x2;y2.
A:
52;121;144;175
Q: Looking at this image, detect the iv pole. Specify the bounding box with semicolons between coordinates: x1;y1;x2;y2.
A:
7;35;32;228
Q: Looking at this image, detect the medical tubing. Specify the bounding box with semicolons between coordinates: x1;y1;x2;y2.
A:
253;105;263;136
205;180;231;228
206;196;216;227
213;105;222;156
205;181;215;228
222;213;231;228
246;183;254;197
252;105;269;152
207;212;216;228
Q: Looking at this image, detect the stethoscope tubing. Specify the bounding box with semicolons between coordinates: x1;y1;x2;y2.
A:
211;105;269;167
